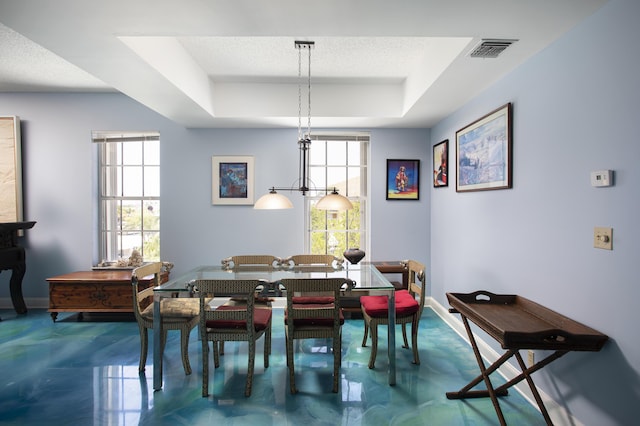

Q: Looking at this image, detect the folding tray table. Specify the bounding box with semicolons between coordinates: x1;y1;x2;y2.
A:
446;290;608;425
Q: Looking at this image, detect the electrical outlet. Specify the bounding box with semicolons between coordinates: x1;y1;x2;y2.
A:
527;350;535;367
594;227;613;250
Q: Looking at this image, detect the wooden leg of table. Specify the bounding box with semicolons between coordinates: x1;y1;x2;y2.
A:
447;315;508;426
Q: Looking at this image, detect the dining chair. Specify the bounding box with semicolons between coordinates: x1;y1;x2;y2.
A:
360;259;426;369
281;278;346;394
131;262;199;375
197;279;272;397
281;254;344;269
221;255;281;269
218;255;277;355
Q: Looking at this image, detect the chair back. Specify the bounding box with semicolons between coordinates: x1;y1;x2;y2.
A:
196;279;263;336
406;259;427;314
281;278;346;329
282;254;344;269
221;255;280;269
131;262;163;322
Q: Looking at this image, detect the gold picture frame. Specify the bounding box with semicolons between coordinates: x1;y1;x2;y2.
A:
0;116;23;222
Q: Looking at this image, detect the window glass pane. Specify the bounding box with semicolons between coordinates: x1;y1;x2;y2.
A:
122;167;143;196
347;141;360;166
326;166;346;189
120;231;142;259
346;166;361;197
327;140;346;166
122;142;142;165
121;200;142;231
327;231;346;257
144;140;160;165
310;140;326;165
143;231;160;261
143;200;160;231
144;166;160;197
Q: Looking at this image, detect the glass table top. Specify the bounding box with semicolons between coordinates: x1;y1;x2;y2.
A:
154;262;394;293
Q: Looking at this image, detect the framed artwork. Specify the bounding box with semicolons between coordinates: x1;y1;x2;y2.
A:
386;159;420;200
456;103;512;192
433;139;448;187
212;156;254;205
0;116;23;222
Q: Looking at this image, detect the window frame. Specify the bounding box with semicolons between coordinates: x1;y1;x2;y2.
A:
93;131;161;264
304;133;369;257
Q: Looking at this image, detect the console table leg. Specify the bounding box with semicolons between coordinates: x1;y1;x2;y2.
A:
9;263;28;314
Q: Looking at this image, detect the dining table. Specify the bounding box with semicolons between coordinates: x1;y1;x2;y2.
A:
152;262;397;391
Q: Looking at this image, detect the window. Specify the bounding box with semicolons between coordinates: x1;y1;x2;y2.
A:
305;134;368;256
93;131;160;263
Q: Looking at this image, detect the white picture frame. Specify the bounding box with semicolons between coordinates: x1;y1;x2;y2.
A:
212;156;254;205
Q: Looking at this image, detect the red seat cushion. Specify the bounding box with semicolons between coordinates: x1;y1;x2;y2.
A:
284;304;345;326
205;305;272;331
360;291;419;318
292;296;335;304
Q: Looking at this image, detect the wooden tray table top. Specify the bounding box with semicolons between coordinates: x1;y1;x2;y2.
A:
447;291;608;351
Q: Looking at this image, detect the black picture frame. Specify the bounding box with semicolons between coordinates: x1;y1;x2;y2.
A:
433;139;448;188
386;159;420;200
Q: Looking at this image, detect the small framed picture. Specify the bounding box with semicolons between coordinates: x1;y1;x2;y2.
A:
386;159;420;200
212;156;254;205
433;139;448;188
456;103;512;192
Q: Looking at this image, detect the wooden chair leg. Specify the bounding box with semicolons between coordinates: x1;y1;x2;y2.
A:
368;321;379;369
180;327;192;375
138;326;148;373
401;323;410;349
412;317;420;365
362;320;370;347
246;339;256;397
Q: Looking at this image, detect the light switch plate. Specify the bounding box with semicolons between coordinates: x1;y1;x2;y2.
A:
591;170;613;187
594;227;613;250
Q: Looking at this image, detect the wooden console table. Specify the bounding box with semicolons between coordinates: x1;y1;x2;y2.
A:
46;269;168;322
446;291;608;426
0;221;36;320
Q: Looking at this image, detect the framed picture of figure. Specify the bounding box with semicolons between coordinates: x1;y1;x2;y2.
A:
433;139;448;188
386;159;420;200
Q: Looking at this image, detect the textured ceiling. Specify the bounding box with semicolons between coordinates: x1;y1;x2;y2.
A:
0;0;608;128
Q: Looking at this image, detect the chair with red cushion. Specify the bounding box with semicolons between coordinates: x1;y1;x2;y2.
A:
197;279;272;397
281;278;347;394
360;259;426;369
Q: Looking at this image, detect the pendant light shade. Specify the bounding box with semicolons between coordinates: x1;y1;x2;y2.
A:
315;189;353;211
254;189;294;209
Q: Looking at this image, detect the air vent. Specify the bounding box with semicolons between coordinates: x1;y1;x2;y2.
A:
469;39;518;58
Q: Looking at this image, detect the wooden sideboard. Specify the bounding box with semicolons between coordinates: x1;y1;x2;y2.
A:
46;270;168;321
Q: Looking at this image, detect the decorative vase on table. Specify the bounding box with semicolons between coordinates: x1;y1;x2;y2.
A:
343;248;365;264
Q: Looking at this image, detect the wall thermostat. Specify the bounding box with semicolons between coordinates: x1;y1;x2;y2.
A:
590;170;613;187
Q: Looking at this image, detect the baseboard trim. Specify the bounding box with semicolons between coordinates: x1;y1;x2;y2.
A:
426;297;583;426
0;297;49;310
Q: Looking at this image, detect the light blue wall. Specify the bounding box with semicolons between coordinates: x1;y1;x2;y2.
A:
430;0;639;424
0;95;429;296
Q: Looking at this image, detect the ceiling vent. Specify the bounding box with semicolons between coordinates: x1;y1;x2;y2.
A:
469;39;518;58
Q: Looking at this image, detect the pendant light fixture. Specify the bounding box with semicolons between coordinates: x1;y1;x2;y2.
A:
254;41;353;211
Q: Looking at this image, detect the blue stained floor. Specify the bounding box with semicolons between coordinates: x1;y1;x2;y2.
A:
0;307;545;425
